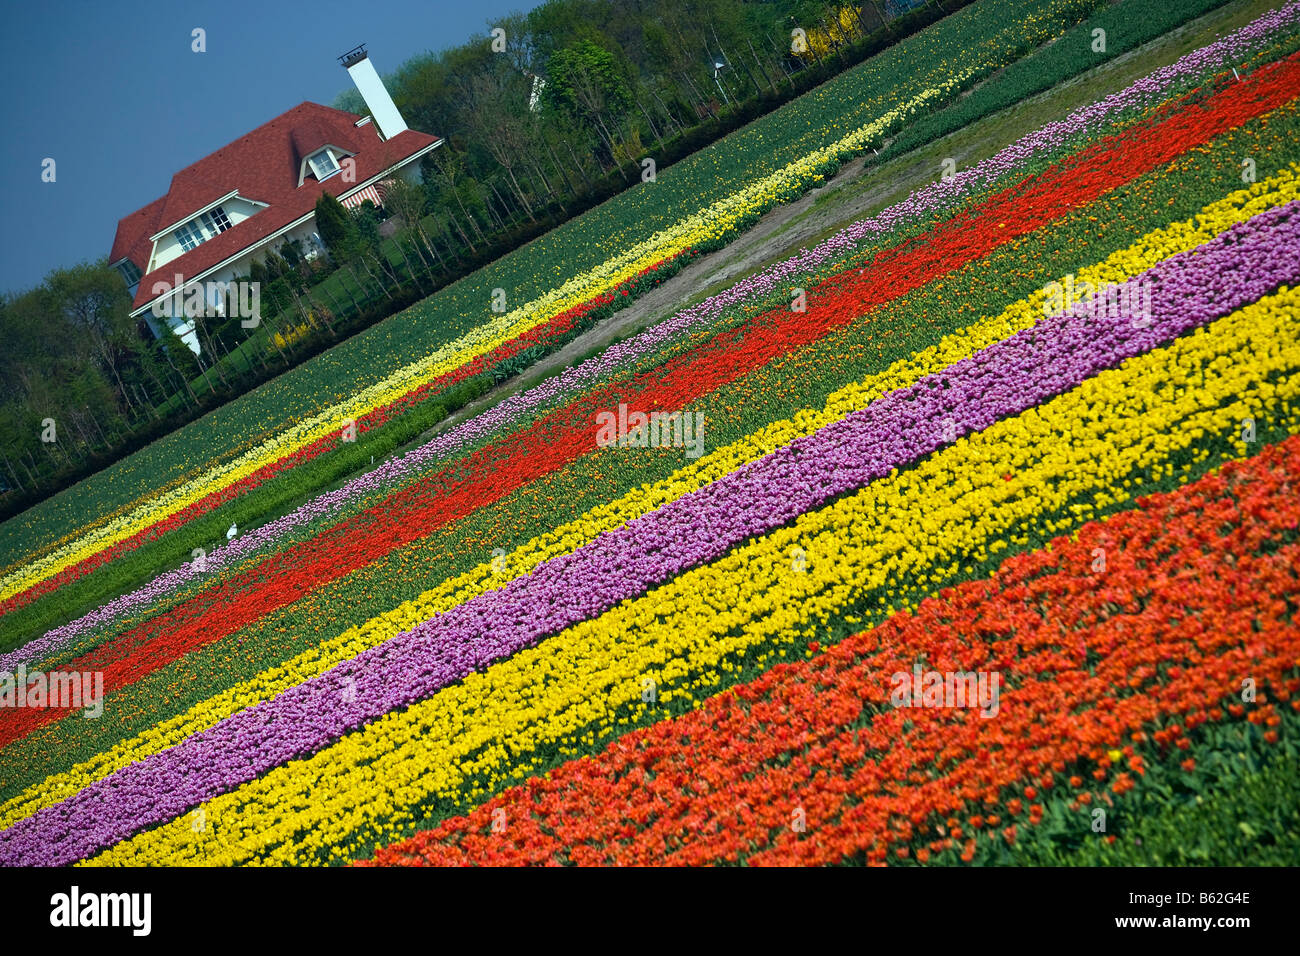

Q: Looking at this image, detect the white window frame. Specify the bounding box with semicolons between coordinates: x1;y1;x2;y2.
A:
309;149;340;181
201;205;232;235
118;260;142;285
175;222;203;252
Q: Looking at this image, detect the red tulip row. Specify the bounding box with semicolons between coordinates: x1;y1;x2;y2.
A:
5;55;1296;749
358;433;1300;866
0;251;691;621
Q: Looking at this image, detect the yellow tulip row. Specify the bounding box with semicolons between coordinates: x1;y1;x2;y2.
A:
6;165;1292;833
3;67;993;606
83;286;1300;866
1;1;1101;587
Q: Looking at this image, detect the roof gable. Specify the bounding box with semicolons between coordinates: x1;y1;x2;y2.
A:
290;116;359;170
109;195;167;267
108;101;440;311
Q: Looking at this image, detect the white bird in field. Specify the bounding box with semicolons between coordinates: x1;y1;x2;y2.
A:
227;524;238;540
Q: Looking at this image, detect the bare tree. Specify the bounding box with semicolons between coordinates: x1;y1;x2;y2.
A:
461;70;542;219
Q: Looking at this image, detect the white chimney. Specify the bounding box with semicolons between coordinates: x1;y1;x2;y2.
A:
340;45;408;140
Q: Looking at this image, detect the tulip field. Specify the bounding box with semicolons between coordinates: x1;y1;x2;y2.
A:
0;0;1235;593
3;1;1300;867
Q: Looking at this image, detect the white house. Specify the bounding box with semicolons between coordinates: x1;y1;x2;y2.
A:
108;45;441;353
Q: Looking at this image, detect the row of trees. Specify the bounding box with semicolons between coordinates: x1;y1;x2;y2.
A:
332;1;915;230
0;263;205;498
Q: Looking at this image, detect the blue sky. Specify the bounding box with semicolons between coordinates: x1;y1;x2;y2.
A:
2;0;541;296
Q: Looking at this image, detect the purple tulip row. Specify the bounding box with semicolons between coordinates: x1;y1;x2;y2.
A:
5;199;1296;867
10;3;1293;675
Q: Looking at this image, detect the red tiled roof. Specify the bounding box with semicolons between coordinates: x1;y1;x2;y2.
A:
108;195;168;272
155;171;236;235
110;101;439;311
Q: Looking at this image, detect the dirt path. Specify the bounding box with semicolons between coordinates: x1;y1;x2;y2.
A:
406;152;882;446
403;0;1274;454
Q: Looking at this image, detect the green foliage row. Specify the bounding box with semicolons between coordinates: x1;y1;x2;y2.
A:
880;0;1234;160
0;250;699;653
1015;721;1300;866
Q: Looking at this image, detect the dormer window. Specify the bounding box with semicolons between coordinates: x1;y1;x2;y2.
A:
201;206;232;234
308;149;340;180
174;204;233;252
176;221;203;252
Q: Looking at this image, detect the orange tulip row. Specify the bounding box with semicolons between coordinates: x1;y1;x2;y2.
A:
359;433;1300;865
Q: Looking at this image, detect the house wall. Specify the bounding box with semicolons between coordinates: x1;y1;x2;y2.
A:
394;162;423;186
148;196;266;274
142;216;328;356
137;159;421;358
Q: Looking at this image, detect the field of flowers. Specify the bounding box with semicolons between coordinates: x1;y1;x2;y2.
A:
0;0;1205;599
1;1;1299;867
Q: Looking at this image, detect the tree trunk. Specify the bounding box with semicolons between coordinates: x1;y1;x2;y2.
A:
541;131;578;196
392;234;427;293
318;281;349;321
332;265;365;312
650;88;685;135
266;322;292;366
562;136;595;189
527;154;558;205
502;164;536;221
344;262;382;305
24;449;43;484
746;37;780;95
69;412;96;452
445;210;475;251
194;316;231;390
103;354;136;418
442;179;481;252
636;99;663;146
679;71;716;119
0;448;25;494
487;180;513;227
131;383;159;421
766;33;797;87
412;219;444;274
139;353;170;405
162;343;200;406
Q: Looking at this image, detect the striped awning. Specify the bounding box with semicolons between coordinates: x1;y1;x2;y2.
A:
340;183;385;209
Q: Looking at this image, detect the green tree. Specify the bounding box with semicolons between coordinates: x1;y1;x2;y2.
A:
542;39;635;162
46;260;140;418
314;193;363;263
383;176;442;274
